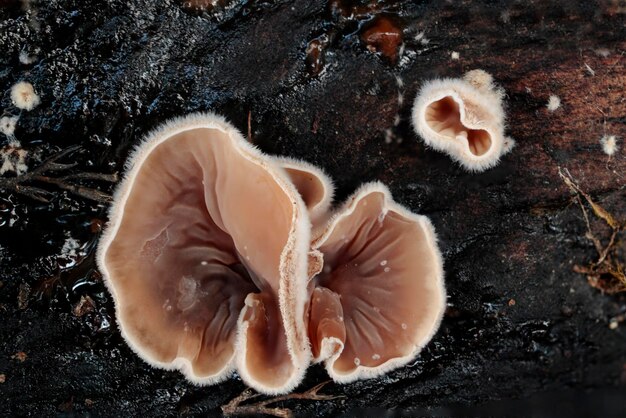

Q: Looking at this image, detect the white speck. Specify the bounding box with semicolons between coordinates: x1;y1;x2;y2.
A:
397;92;404;106
393;114;401;126
584;63;595;76
177;276;199;310
384;267;391;273
609;320;618;330
200;260;208;266
546;95;561;112
10;81;40;111
398;42;405;58
19;51;37;65
372;354;380;360
595;48;611;58
451;51;460;60
338;316;343;321
401;323;407;330
183;322;190;332
61;237;80;258
414;31;424;41
600;135;619;157
384;128;394;144
380;260;388;266
377;210;387;224
0;116;19;138
354;357;361;366
395;75;404;88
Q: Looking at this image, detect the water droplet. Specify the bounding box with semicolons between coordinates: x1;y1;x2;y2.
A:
354;357;361;366
380;260;387;266
372;353;380;360
401;323;407;330
200;261;208;266
384;267;391;273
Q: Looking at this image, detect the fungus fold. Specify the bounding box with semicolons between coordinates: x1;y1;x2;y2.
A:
97;113;311;394
412;70;513;171
308;182;446;382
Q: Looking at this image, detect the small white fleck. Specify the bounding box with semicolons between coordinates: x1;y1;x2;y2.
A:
384;128;394;144
584;63;595;76
395;75;404;88
451;51;460;60
393;114;401;126
0;116;19;138
19;51;37;65
354;357;361;366
10;81;40;111
372;354;380;360
200;261;208;265
397;92;404;106
401;323;407;330
380;260;388;266
609;320;618;330
600;135;619;157
384;267;391;273
338;316;343;321
546;95;561;112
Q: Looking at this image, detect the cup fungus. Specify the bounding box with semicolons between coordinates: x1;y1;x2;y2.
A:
97;113;313;394
307;182;446;382
412;70;514;171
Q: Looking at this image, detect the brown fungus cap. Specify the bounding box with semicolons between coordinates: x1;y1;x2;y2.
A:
97;113;312;394
308;182;446;382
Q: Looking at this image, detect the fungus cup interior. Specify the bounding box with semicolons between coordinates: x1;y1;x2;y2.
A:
308;186;444;379
101;124;300;389
425;96;492;156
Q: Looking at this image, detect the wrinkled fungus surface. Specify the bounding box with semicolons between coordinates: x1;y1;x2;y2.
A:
309;183;445;382
98;114;311;394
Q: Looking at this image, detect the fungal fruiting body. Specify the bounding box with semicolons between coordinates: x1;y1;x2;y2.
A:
276;157;334;232
600;135;619;157
10;81;40;111
307;182;446;382
412;70;513;171
97;113;312;394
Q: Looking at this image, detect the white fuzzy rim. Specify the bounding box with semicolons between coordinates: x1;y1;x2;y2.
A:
313;182;446;383
412;77;513;172
97;112;312;394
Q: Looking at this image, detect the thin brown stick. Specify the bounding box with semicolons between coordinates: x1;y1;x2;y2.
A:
222;381;343;418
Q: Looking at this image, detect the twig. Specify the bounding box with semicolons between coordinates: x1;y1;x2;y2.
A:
222;381;343;418
0;145;117;203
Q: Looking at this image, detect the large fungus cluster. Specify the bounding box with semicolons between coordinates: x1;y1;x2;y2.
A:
98;113;446;394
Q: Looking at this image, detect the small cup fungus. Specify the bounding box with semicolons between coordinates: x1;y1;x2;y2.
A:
97;113;312;394
412;70;514;171
307;182;445;382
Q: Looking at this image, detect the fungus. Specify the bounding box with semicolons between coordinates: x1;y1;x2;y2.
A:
307;182;445;382
276;157;334;231
600;135;619;157
412;70;513;171
97;113;312;394
546;95;561;112
0;116;19;138
10;81;40;111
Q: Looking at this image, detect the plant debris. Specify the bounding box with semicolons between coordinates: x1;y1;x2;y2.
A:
0;145;117;203
559;168;625;294
221;381;343;418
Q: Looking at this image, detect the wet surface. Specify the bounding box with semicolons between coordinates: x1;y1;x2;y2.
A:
0;0;625;416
